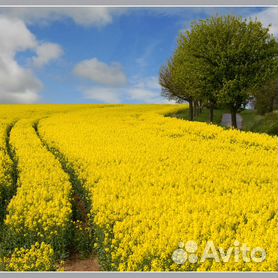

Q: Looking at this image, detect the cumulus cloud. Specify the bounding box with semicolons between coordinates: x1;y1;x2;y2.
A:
0;7;127;27
74;58;128;87
0;16;62;103
0;16;43;103
127;76;173;104
0;16;37;55
84;87;123;103
78;74;173;104
74;57;128;103
32;43;63;68
0;7;124;103
0;56;42;103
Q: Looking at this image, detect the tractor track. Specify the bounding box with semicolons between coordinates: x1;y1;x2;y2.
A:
33;120;99;269
0;121;18;223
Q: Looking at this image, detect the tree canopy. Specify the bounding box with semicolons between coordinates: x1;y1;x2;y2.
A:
160;15;278;128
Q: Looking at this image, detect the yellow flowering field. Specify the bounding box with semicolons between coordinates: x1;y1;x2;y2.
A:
5;118;73;255
0;120;14;223
38;105;277;271
0;104;277;271
2;242;56;271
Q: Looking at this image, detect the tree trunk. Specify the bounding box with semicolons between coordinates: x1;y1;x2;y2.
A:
199;101;203;114
196;101;201;116
193;101;198;118
209;105;214;123
231;109;237;128
189;100;194;121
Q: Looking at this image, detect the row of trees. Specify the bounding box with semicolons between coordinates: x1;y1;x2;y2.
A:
160;16;278;128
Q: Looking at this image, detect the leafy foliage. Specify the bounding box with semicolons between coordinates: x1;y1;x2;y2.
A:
160;15;278;127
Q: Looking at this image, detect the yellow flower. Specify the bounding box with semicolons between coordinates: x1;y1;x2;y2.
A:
0;104;277;271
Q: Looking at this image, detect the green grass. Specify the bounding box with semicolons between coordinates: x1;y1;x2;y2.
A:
240;110;264;130
169;107;277;136
195;108;228;124
241;110;278;136
169;108;228;125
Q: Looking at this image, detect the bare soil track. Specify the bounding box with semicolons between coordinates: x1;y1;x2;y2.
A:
63;255;100;271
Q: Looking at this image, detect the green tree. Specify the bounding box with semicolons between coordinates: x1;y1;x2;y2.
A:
160;42;205;121
159;57;196;120
178;15;278;128
253;78;278;115
177;35;219;122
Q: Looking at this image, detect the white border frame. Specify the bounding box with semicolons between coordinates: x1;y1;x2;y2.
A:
0;1;277;277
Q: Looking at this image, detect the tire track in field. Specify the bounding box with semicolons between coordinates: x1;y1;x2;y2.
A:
0;122;18;223
0;121;19;259
33;120;99;269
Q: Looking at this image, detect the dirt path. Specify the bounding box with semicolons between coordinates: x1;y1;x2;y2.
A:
221;113;243;129
34;120;101;271
62;255;101;271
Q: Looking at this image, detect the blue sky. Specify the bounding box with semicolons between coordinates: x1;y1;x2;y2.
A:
0;7;277;104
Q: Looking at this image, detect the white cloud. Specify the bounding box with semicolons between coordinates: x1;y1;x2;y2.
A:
128;88;156;100
249;7;278;37
84;87;123;103
74;58;128;87
0;16;42;103
0;7;127;27
0;16;37;55
0;8;124;103
0;56;42;103
78;75;173;104
32;42;63;68
127;76;173;104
